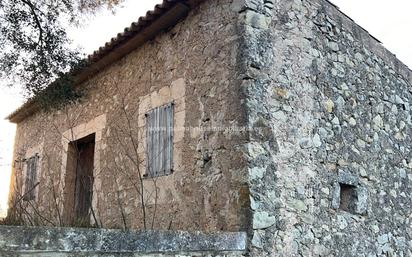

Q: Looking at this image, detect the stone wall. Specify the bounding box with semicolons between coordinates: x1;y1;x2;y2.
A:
8;0;412;255
0;226;247;256
240;0;412;256
9;0;249;232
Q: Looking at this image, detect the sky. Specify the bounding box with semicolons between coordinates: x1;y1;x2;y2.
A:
331;0;412;69
0;0;411;217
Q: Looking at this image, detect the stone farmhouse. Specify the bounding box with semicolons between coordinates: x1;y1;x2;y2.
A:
6;0;412;256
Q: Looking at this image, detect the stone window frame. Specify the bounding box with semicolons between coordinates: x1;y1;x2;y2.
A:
331;170;368;215
137;78;186;179
136;78;186;205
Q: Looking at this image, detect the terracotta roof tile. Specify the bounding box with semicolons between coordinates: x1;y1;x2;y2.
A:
7;0;193;123
88;0;182;63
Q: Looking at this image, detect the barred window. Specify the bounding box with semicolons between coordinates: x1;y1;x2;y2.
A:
145;102;174;177
24;154;39;201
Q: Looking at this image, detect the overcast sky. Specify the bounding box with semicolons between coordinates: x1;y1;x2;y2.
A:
331;0;412;68
1;0;411;216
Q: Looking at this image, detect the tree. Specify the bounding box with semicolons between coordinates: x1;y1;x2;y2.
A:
0;0;123;98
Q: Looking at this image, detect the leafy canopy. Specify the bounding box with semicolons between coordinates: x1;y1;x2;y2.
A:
0;0;122;101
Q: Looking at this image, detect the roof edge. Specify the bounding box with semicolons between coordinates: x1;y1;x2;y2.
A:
7;0;193;123
315;0;412;81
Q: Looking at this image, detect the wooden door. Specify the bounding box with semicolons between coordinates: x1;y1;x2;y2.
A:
74;139;95;225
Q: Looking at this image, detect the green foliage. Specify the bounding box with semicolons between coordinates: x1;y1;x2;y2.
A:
37;60;88;111
0;0;123;100
37;74;82;111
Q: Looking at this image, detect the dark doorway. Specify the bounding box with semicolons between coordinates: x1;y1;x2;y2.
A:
64;133;95;226
74;133;95;224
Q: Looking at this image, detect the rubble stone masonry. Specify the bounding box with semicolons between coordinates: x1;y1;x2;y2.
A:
10;0;249;232
239;0;412;256
7;0;412;256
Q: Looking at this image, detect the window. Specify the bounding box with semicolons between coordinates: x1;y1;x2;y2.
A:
331;171;368;215
145;102;174;177
24;154;39;201
339;183;357;212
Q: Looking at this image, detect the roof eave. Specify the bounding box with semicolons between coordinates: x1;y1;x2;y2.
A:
7;1;191;124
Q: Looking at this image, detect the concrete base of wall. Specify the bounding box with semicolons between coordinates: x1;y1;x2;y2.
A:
0;226;247;256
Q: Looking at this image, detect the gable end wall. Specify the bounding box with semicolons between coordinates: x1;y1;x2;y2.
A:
239;0;412;256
